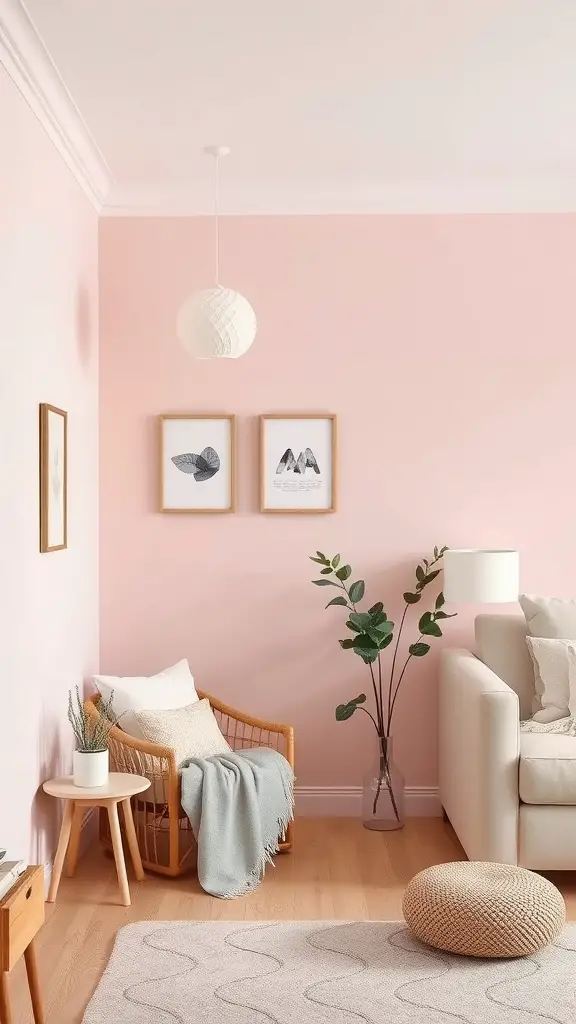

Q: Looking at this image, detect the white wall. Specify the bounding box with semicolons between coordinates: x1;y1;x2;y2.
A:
0;64;99;865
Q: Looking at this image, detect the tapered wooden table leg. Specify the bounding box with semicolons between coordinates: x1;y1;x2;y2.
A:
47;800;74;903
24;942;44;1024
121;798;145;882
108;802;130;906
0;971;12;1024
66;804;85;878
42;774;151;906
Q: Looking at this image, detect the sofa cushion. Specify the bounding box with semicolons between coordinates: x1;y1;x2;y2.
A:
519;595;576;710
520;732;576;804
526;636;576;722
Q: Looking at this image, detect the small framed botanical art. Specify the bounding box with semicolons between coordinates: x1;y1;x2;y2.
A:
39;403;68;551
260;413;337;513
159;414;236;513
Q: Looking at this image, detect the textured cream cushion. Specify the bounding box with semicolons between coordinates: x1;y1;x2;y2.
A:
474;614;534;718
403;861;565;957
520;732;576;804
520;595;576;709
133;699;231;768
526;636;576;723
94;659;198;740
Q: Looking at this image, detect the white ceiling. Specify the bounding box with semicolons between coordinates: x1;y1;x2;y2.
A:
13;0;576;212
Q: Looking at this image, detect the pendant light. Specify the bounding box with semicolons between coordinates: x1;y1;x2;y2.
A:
177;146;257;358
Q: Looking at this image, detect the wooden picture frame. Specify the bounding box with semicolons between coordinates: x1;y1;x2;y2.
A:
159;414;236;513
39;403;68;552
260;413;337;513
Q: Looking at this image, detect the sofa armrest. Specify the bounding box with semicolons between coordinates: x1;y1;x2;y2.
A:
439;649;520;863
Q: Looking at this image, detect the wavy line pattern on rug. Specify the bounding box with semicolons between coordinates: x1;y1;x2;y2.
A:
82;919;576;1023
303;923;373;1023
485;957;567;1024
387;926;475;1023
214;924;286;1024
122;928;200;1024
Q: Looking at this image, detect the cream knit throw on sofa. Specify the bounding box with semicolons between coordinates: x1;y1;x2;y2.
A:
521;716;576;735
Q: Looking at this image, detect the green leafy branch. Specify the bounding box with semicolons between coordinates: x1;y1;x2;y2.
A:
311;551;394;735
310;545;456;743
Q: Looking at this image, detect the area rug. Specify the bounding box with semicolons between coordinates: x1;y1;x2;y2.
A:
83;920;576;1022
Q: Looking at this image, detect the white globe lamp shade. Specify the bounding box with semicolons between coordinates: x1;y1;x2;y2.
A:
177;286;257;359
443;549;519;604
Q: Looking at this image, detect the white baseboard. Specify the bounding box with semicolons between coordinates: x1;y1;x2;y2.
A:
295;785;441;818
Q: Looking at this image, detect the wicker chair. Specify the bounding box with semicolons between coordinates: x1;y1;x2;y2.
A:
85;691;294;877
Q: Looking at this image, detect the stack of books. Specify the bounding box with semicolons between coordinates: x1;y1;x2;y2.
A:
0;852;27;901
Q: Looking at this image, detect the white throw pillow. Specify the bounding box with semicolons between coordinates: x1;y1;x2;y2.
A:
94;659;198;740
133;699;231;768
526;637;576;723
519;595;576;709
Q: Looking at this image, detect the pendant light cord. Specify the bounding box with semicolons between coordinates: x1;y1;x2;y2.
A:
205;145;230;287
214;154;219;287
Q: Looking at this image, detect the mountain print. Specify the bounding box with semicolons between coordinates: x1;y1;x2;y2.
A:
276;448;321;475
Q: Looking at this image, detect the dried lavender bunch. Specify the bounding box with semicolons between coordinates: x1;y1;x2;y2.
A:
67;685;121;752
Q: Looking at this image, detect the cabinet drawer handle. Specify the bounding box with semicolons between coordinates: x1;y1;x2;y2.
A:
26;887;32;900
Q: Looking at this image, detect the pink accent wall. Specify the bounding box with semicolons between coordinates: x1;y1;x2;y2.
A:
1;66;99;862
99;214;576;790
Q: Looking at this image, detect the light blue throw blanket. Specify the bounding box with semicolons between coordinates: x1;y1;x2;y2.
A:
180;747;294;899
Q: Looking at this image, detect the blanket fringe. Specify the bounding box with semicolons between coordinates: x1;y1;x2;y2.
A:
217;775;295;900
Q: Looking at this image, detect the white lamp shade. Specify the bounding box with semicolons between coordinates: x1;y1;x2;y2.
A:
443;549;519;603
177;286;257;359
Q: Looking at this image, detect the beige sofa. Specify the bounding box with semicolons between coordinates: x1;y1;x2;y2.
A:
440;613;576;870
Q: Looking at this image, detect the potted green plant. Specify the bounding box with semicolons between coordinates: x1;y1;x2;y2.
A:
310;545;456;830
68;686;120;788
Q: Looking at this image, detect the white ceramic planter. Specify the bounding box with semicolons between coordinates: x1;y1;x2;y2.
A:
73;749;109;788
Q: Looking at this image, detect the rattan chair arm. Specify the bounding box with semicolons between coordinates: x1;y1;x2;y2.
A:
198;690;292;736
85;695;178;770
85;692;294;770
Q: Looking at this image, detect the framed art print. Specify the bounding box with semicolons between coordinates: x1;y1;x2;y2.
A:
260;413;337;513
39;403;67;551
159;414;236;513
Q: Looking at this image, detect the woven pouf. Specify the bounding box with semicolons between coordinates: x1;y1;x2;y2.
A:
403;861;565;958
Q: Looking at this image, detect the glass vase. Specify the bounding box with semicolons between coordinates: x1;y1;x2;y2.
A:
362;735;405;831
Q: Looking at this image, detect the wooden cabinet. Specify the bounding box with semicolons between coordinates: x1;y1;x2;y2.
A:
0;866;44;1024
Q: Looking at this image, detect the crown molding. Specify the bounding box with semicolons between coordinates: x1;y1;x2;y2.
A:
0;0;112;210
101;178;576;217
3;0;575;218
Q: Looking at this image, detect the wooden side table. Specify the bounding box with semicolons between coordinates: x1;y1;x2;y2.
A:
43;773;151;907
0;865;44;1024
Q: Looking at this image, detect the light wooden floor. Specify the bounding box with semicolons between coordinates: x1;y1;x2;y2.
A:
8;817;576;1023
